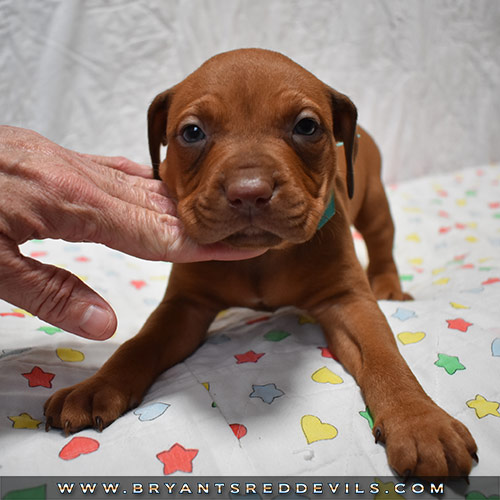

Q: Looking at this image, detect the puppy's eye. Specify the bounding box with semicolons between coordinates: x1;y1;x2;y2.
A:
181;124;206;143
293;118;318;136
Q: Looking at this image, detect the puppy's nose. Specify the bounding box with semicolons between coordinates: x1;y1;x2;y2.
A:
226;177;273;210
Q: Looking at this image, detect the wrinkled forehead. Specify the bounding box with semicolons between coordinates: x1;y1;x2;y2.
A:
168;52;332;129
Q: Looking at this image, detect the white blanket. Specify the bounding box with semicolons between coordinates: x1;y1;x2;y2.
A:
0;165;499;478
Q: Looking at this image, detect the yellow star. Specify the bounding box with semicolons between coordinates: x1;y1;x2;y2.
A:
450;302;470;310
298;314;317;325
466;395;500;418
8;412;42;429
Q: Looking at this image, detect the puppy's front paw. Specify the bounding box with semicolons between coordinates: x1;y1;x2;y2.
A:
44;376;136;434
374;402;477;478
369;272;413;301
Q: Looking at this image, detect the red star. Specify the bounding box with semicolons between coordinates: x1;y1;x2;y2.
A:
446;318;473;332
22;366;55;388
482;277;500;285
246;315;270;325
157;443;198;475
234;350;265;364
318;346;338;361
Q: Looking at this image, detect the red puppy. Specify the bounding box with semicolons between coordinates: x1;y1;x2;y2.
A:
45;49;477;478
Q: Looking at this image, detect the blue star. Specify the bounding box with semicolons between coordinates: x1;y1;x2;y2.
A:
392;307;417;322
461;287;484;294
249;383;284;404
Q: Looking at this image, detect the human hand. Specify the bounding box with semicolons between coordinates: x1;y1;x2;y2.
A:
0;126;266;340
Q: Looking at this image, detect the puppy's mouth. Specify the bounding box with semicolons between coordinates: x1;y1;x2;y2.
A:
222;226;283;248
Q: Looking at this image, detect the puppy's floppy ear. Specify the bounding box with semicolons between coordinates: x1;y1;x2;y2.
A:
147;89;172;180
329;89;358;199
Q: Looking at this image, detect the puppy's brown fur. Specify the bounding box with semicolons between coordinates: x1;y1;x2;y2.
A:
45;49;476;478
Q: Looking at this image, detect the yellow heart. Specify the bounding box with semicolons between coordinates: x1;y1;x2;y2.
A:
56;348;85;362
397;331;426;345
406;233;421;242
311;366;343;385
433;277;450;285
408;258;423;266
301;415;337;444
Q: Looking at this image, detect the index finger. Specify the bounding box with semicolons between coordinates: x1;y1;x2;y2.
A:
77;153;154;179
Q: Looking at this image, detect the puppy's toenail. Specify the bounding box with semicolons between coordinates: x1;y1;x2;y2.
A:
374;427;382;444
471;452;479;463
95;416;104;432
45;417;52;432
64;420;71;436
403;469;412;482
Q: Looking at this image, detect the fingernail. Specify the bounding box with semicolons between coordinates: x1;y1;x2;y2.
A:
80;305;113;339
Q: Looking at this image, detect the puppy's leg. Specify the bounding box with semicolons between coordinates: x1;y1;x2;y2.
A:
44;296;217;434
354;181;411;300
312;291;477;478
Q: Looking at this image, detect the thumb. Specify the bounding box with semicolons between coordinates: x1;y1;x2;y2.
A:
0;237;116;340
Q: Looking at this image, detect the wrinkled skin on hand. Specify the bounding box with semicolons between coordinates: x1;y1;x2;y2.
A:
0;126;265;339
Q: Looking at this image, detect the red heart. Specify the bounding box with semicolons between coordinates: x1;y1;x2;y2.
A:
59;437;99;460
230;423;248;439
30;251;47;258
131;280;147;290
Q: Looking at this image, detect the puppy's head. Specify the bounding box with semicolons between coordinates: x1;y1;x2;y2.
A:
148;48;357;250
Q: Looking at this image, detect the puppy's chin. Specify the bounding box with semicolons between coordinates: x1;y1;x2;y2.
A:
222;228;283;249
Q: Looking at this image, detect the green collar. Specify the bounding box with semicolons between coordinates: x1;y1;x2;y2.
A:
317;195;336;229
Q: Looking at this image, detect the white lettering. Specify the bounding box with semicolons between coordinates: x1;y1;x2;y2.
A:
214;483;225;494
355;483;365;494
262;483;273;494
102;483;119;494
412;483;424;494
163;483;176;494
179;483;192;494
431;483;444;495
246;483;257;494
328;483;340;493
198;483;209;494
279;483;290;494
296;483;307;494
395;483;405;494
80;483;97;494
57;483;74;494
